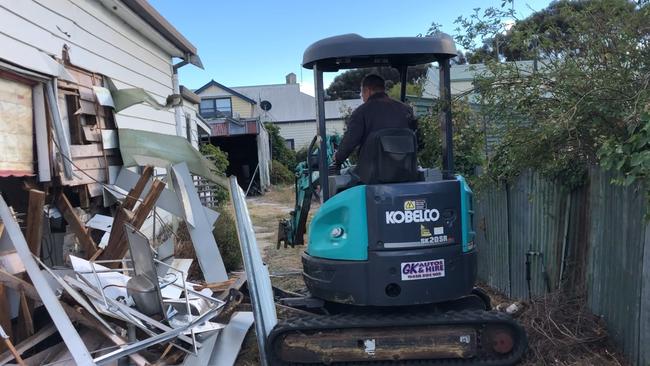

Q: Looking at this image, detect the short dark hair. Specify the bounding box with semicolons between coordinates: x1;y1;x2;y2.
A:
361;74;385;92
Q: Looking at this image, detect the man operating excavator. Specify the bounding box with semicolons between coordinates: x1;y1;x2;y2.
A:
328;74;418;182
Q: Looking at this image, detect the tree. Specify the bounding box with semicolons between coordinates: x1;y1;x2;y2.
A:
387;82;423;100
265;122;296;170
326;65;430;100
418;99;485;178
448;0;649;189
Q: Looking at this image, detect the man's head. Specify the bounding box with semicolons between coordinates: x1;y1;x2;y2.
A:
360;74;385;102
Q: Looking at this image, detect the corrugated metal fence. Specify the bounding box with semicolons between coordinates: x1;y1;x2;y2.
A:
474;167;649;365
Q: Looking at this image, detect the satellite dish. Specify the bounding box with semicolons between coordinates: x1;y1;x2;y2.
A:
260;100;272;111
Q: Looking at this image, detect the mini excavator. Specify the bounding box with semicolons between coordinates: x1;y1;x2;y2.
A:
271;33;527;365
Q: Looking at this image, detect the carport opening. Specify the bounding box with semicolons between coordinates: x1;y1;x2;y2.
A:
209;134;261;194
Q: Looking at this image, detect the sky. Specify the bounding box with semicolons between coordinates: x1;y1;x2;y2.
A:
150;0;552;96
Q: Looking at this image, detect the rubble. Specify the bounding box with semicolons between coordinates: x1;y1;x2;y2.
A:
0;160;255;364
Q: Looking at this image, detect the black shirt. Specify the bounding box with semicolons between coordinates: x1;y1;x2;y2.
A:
334;92;417;165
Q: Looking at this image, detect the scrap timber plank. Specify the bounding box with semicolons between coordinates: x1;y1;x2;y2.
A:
56;194;97;259
0;196;95;365
97;174;164;265
25;190;45;256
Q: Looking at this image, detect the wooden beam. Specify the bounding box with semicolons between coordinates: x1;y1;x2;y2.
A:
95;208;133;266
98;175;164;265
56;194;97;259
131;179;165;228
0;324;56;365
22;342;66;366
123;166;153;210
0;285;12;352
0;334;26;366
15;291;34;341
25;190;45;257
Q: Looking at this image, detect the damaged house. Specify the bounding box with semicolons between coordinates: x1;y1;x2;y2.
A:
0;0;254;364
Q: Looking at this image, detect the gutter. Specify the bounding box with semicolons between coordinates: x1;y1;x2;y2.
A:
99;0;203;68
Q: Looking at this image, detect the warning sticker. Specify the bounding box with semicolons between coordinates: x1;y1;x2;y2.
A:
400;259;445;281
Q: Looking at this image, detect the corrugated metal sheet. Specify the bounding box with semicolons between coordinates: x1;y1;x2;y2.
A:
507;170;568;298
586;168;646;364
475;184;511;295
475;170;568;298
474;167;650;365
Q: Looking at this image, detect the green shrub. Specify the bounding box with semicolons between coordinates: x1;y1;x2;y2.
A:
295;146;308;164
271;160;294;185
200;143;229;205
212;208;242;272
265;123;296;168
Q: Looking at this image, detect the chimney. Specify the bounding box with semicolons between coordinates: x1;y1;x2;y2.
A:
286;72;297;84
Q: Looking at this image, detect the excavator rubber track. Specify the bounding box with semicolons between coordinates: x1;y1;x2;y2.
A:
267;310;527;366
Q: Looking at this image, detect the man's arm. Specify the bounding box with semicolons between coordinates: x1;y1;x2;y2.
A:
334;109;365;164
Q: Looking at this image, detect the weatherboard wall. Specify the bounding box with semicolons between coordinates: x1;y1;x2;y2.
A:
277;119;347;150
0;0;180;135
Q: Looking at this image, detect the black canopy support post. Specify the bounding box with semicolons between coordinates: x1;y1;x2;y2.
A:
314;65;330;202
398;65;408;102
439;59;454;178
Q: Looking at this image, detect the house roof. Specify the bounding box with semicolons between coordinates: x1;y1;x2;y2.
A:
114;0;203;68
120;0;202;67
194;80;257;105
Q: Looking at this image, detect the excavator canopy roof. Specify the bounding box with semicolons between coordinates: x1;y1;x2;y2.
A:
302;33;457;71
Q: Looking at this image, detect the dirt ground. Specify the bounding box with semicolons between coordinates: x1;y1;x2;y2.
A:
234;185;627;366
234;185;306;366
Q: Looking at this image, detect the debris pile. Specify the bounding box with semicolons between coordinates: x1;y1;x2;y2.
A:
516;291;626;366
0;166;259;365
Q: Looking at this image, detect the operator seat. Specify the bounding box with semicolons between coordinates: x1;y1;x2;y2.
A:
329;128;419;194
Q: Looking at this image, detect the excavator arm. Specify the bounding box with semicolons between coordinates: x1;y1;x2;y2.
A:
277;134;346;248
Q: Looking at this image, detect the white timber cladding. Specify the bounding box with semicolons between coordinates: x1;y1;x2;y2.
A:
182;103;201;148
0;0;178;135
277;119;347;150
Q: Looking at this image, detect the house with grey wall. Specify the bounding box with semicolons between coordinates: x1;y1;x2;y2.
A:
196;74;362;151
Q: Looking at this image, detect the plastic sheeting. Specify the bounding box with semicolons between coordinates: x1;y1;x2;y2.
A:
117;128;227;187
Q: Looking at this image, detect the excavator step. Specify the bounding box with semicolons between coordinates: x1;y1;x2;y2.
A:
267;310;527;365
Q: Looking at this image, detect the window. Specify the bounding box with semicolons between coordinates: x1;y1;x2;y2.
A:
199;97;232;118
185;114;192;143
284;138;295;151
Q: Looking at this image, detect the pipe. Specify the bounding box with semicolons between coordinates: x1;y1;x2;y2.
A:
172;60;190;138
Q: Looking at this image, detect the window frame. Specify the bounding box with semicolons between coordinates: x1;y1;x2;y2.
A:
199;97;233;118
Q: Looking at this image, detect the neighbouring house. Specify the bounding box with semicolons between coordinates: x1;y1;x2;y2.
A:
423;61;536;100
422;61;536;156
233;73;363;150
193;80;270;193
195;74;362;152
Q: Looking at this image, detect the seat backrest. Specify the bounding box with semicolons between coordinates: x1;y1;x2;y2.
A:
357;128;418;184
